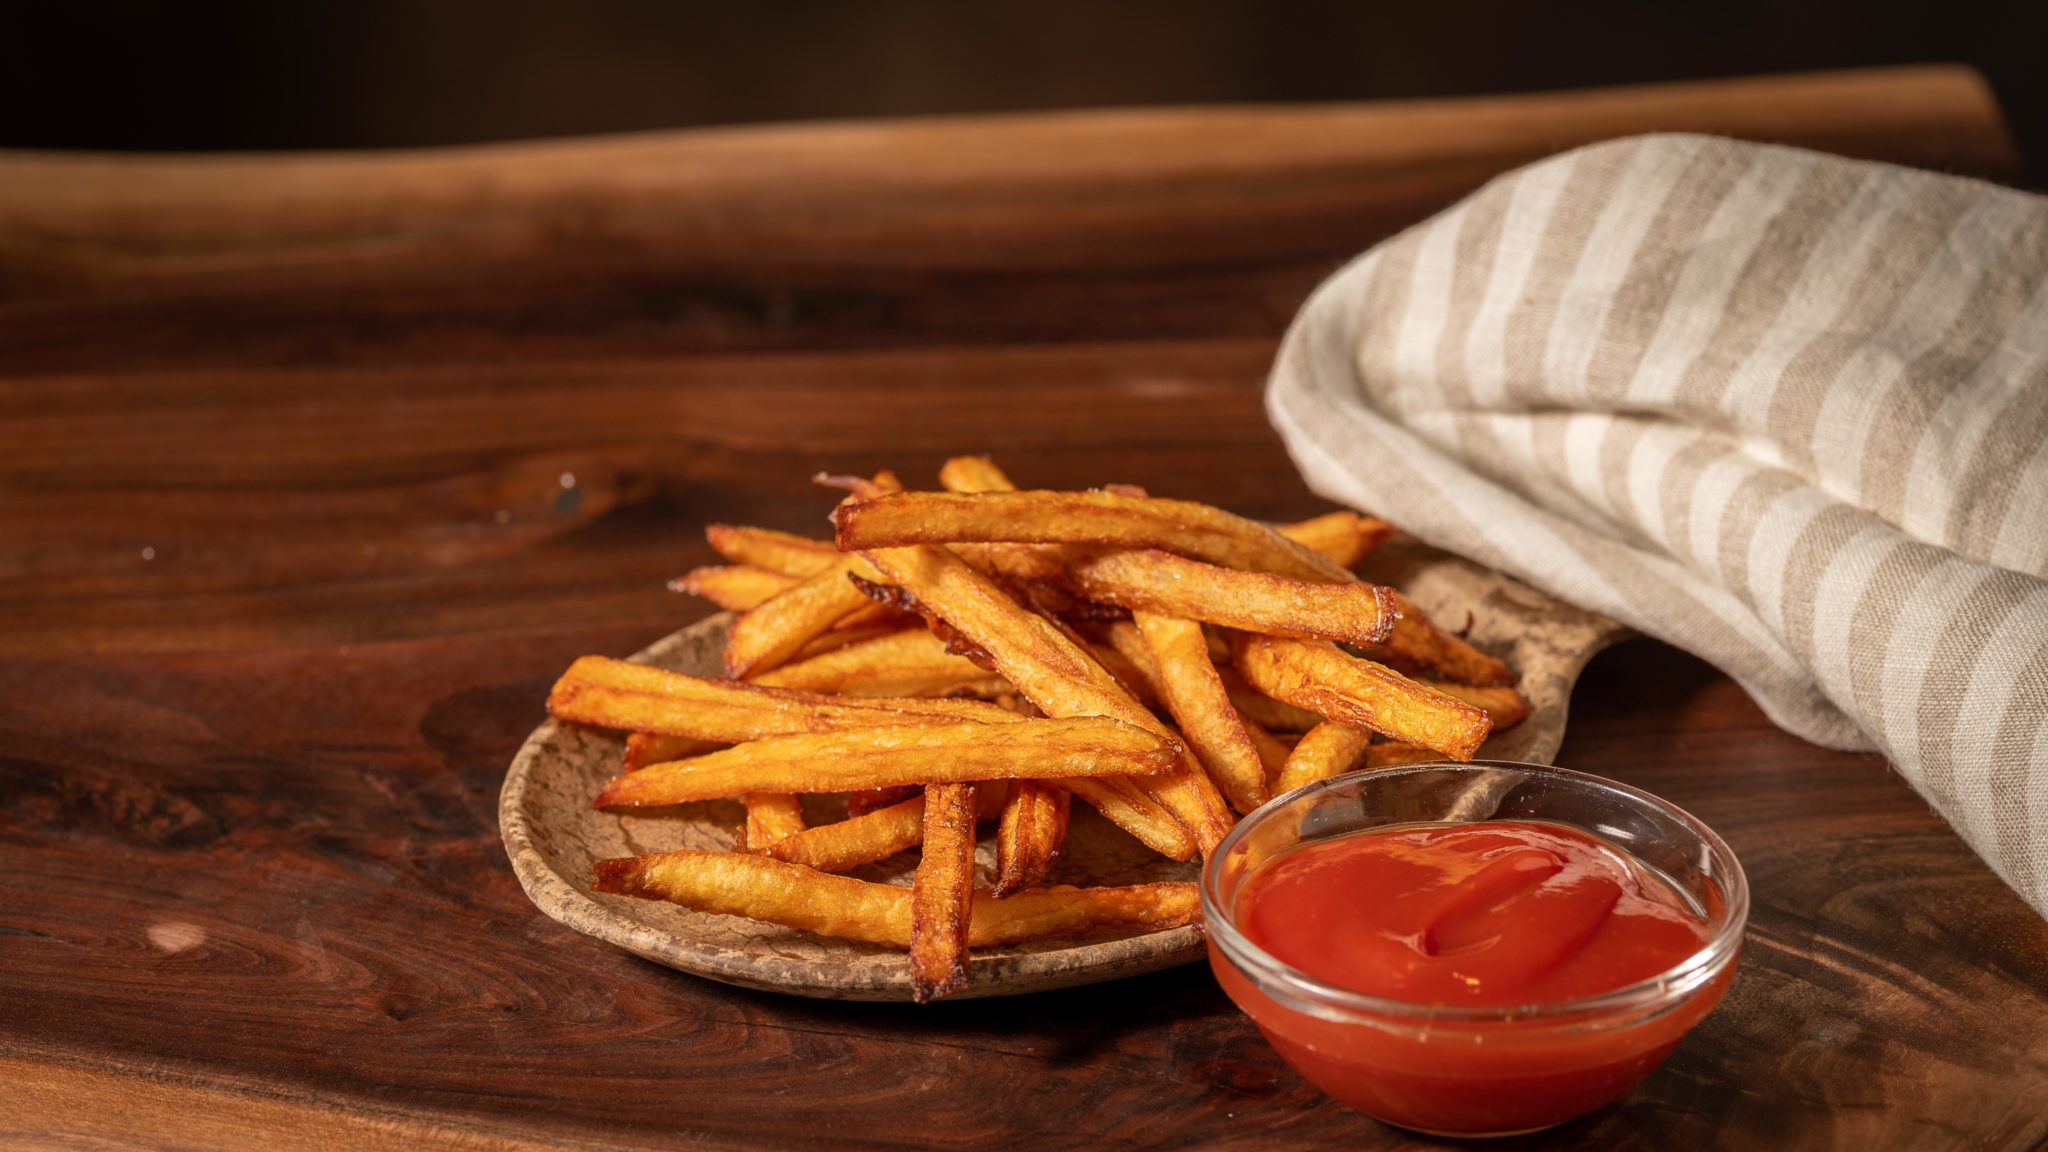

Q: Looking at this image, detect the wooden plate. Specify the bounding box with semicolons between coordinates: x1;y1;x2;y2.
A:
498;537;1626;1001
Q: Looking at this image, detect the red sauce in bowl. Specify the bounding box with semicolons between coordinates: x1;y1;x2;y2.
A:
1211;819;1735;1136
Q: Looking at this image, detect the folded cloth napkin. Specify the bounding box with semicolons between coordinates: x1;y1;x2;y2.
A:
1269;133;2048;915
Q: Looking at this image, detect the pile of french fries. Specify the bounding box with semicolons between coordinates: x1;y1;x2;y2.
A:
550;457;1528;1001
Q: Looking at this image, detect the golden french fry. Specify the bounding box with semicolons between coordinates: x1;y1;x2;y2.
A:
755;627;1010;698
1230;633;1491;761
595;716;1176;808
724;555;886;679
862;544;1231;857
670;565;800;611
835;491;1349;584
1369;741;1446;769
1092;627;1165;708
1420;679;1531;731
704;524;840;578
764;787;1006;873
993;780;1069;897
622;731;723;773
744;793;806;849
845;784;920;818
1217;666;1327;732
1278;510;1396;570
1243;717;1294;788
1073;549;1398;648
814;469;904;500
549;655;1019;741
1274;721;1375;795
593;850;1201;947
937;455;1018;493
910;782;977;1001
1133;611;1269;814
1365;593;1516;687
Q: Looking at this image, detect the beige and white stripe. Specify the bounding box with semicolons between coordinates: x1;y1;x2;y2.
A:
1270;134;2048;916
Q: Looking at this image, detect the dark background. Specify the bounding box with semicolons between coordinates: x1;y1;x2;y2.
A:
2;1;2042;183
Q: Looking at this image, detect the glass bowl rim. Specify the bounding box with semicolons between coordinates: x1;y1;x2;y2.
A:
1200;759;1749;1024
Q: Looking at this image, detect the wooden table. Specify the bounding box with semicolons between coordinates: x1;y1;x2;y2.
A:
5;67;2045;1150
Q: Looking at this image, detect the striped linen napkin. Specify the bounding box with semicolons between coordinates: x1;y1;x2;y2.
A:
1268;134;2048;915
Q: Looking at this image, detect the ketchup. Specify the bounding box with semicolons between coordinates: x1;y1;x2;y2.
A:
1212;820;1732;1135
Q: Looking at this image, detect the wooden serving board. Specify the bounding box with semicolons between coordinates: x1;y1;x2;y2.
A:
499;537;1627;1000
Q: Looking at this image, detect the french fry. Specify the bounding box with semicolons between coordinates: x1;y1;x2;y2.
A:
1217;667;1327;732
993;780;1069;897
835;491;1350;584
845;784;920;818
593;850;1201;947
1274;721;1375;795
791;622;911;660
754;627;1010;698
910;782;978;1001
670;565;800;611
814;470;903;500
1365;593;1516;687
937;455;1018;494
862;544;1232;857
764;787;1008;873
705;524;840;577
1229;633;1491;761
595;716;1176;808
765;794;926;871
724;554;885;679
1420;679;1532;731
1072;550;1398;648
1278;510;1396;570
744;793;806;849
1243;717;1294;788
550;656;1019;742
1092;627;1165;708
1132;611;1269;814
622;731;722;773
1369;741;1446;769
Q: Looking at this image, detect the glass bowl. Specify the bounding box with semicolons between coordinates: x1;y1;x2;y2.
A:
1202;761;1747;1137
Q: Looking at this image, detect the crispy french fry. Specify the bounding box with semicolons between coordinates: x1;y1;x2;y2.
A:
1217;667;1327;732
1073;550;1398;648
910;782;978;1001
1229;633;1491;761
670;565;800;611
1420;679;1531;731
846;784;920;818
1369;741;1447;769
724;555;885;679
705;524;840;577
862;544;1231;857
792;622;909;660
993;780;1069;897
1274;721;1375;795
550;656;1019;741
937;455;1018;493
622;731;723;773
764;794;925;871
755;627;1010;698
1278;510;1396;570
1092;628;1164;708
763;787;1007;873
814;470;904;500
835;491;1349;584
1365;593;1516;687
595;716;1176;808
744;793;806;849
1132;611;1269;815
593;850;1201;947
1243;717;1294;788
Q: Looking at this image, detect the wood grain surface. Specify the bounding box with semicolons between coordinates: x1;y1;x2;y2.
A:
2;67;2044;1150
